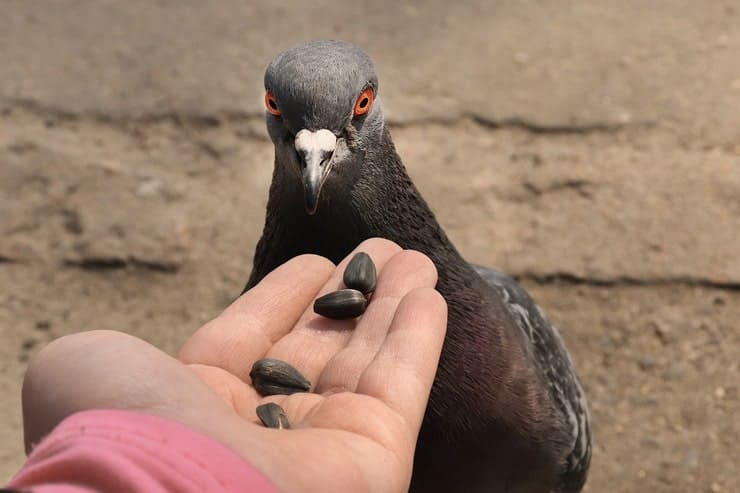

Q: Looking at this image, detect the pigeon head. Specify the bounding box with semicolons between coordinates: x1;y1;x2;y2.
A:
263;40;384;214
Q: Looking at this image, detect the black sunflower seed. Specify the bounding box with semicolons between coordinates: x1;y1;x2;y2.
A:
313;288;368;319
343;252;377;294
256;402;291;429
250;358;311;396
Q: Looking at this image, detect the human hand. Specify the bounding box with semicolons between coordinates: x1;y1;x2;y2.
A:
22;238;447;493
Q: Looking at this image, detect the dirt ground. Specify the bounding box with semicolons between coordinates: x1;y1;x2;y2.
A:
1;2;739;492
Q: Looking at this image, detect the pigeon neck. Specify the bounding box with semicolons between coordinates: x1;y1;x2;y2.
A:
247;127;469;288
354;129;469;264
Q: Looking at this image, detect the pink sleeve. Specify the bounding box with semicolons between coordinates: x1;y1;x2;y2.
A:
7;409;279;493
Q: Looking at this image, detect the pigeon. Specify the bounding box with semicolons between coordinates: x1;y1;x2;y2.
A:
244;40;591;493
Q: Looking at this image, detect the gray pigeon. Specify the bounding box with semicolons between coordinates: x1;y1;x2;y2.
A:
244;40;591;493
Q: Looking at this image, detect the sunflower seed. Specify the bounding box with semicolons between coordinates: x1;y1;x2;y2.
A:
314;288;368;319
343;252;377;294
256;402;291;429
250;358;311;396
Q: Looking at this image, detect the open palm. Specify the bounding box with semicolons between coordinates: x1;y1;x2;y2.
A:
23;239;447;493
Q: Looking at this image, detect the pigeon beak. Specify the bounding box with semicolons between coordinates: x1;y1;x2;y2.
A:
295;129;337;215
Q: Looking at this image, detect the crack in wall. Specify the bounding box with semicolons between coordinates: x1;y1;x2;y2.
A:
515;272;740;292
1;98;651;136
63;256;180;273
470;115;657;135
40;258;740;291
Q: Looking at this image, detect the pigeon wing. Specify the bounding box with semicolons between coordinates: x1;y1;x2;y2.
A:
470;263;592;492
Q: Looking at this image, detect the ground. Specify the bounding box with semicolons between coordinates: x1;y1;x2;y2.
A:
0;2;738;492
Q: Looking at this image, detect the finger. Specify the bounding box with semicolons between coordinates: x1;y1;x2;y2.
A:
356;288;447;431
178;254;334;378
315;250;438;394
264;238;402;389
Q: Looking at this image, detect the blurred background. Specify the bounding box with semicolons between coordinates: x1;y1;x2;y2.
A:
1;1;738;491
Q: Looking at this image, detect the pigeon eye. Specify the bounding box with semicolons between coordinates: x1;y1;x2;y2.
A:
265;91;281;116
353;88;374;117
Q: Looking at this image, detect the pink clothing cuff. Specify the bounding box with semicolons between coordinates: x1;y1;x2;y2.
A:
8;409;278;493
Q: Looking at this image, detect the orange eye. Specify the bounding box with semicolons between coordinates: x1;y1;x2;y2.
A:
265;90;281;116
353;87;374;116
